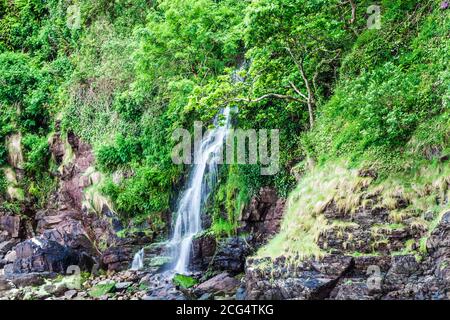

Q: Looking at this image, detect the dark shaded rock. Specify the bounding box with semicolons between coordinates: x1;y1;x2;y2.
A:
190;233;217;271
13;238;82;274
195;273;240;296
0;216;21;238
7;272;56;288
358;168;378;179
245;255;353;300
101;246;133;272
198;292;214;300
0;239;19;255
212;236;254;274
240;187;286;242
37;210;98;258
0;276;13;291
330;278;373;300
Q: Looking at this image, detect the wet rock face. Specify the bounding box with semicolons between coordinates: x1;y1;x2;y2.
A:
36;209;99;257
12;238;84;274
189;235;254;274
212;237;254;274
240;187;286;243
189;234;216;271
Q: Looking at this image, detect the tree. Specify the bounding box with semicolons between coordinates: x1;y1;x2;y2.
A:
189;0;347;129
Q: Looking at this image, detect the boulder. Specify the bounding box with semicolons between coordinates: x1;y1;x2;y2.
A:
0;276;13;291
4;250;17;263
101;246;133;272
212;237;254;273
189;233;216;271
115;282;132;291
196;273;240;295
0;216;21;238
245;255;353;300
64;289;78;299
0;239;19;255
7;272;56;288
12;238;82;274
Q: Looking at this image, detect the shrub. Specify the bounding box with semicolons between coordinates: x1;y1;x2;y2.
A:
22;134;50;176
96;134;142;172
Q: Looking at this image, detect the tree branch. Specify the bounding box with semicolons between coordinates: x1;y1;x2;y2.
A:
232;93;305;104
349;0;356;24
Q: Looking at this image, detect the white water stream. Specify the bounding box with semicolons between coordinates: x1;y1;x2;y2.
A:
170;107;232;274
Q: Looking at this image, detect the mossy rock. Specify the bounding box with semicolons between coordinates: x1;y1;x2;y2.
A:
173;274;198;289
148;256;172;268
88;282;116;298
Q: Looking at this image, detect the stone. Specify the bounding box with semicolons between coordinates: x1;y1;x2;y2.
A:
0;239;19;254
189;233;216;271
64;289;78;299
4;250;17;263
0;216;21;238
6;134;24;170
101;246;133;272
196;273;240;295
49;283;69;296
13;237;81;274
115;282;132;291
0;276;13;291
245;255;353;300
212;237;254;273
198;293;214;300
235;287;246;300
240;187;286;241
7;273;55;288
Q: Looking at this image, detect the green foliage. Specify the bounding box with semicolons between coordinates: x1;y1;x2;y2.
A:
96;134;142;173
173;274;198;289
0;169;6;194
305;2;449;172
22;134;50;176
102;165;175;231
88;282;116;298
1;0;448;250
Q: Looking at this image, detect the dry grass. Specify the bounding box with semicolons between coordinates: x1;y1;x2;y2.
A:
258;159;450;260
6;133;24;170
258;161;367;259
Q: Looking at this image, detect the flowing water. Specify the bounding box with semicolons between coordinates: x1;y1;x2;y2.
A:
170;107;232;274
131;248;144;271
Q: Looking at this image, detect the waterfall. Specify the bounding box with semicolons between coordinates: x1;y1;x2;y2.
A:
131;248;144;271
170;107;232;274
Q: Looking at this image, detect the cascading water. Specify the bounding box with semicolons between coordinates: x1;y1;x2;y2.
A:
170;108;232;274
131;248;144;271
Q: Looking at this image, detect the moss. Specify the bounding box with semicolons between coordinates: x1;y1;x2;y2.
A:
173;274;198;289
88;282;116;298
